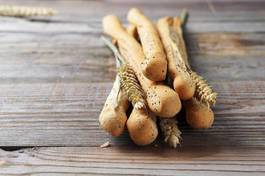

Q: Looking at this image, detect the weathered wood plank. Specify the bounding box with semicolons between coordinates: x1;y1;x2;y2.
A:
0;81;264;147
1;17;265;33
1;0;264;13
0;0;264;23
0;31;264;84
0;0;264;147
187;33;265;56
0;0;263;175
0;146;264;176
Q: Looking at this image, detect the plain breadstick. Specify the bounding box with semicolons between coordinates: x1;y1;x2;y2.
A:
157;17;195;100
127;8;167;82
99;76;129;136
103;15;181;118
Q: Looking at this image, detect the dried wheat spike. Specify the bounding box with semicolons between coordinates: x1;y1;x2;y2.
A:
118;64;146;109
159;118;181;148
189;71;217;107
0;5;57;17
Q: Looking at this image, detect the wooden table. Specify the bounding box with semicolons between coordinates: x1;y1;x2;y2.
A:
0;0;264;175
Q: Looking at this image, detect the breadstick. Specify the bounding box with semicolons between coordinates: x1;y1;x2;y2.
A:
184;98;214;129
126;24;138;41
101;36;158;145
127;8;167;81
127;108;158;145
171;12;217;106
170;11;215;129
99;76;129;136
126;21;178;145
103;15;181;118
157;17;195;100
120;62;158;145
118;52;158;145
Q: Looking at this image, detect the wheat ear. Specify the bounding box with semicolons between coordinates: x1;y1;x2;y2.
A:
189;71;217;107
159;118;181;148
118;65;146;109
0;5;57;17
101;36;146;109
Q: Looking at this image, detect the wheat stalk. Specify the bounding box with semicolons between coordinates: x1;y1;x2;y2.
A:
159;118;181;148
0;5;57;17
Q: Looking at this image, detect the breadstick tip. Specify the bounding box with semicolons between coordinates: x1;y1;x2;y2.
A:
102;15;125;37
128;7;142;15
184;98;214;129
147;85;181;118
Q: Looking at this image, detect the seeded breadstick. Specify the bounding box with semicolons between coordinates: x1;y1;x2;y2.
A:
126;22;181;144
119;62;158;145
102;36;158;145
103;15;181;118
99;76;129;136
99;37;129;136
157;17;195;100
172;11;216;129
171;12;217;106
127;8;167;82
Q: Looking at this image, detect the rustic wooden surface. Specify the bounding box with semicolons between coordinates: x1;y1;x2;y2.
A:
0;0;264;175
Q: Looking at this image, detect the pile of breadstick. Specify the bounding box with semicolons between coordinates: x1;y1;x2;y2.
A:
99;8;217;148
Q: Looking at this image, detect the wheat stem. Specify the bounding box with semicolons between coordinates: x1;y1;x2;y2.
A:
180;9;188;27
101;36;125;68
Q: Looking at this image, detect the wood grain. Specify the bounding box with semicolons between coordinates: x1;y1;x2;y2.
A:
0;0;264;147
0;81;264;147
0;31;264;84
0;146;265;176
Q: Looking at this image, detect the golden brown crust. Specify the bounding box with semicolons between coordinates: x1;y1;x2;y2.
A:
99;79;129;136
127;108;158;145
184;98;214;129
